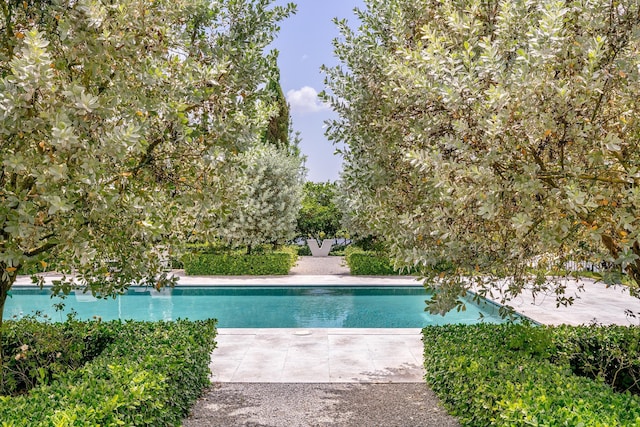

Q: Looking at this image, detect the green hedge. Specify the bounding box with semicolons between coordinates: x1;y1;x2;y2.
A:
1;319;217;426
423;324;640;427
183;248;297;275
345;246;409;275
552;325;640;395
1;317;114;395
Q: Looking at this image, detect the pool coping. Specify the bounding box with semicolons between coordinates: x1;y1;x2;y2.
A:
12;272;424;287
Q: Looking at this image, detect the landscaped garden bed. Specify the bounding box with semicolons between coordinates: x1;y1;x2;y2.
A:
0;318;216;426
423;323;640;426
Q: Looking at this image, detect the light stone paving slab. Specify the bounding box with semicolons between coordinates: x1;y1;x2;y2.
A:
13;273;423;287
480;278;640;326
210;328;425;383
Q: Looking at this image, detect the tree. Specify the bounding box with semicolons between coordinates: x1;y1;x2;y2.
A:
324;0;640;313
261;70;290;148
217;143;304;252
0;0;295;366
296;181;342;240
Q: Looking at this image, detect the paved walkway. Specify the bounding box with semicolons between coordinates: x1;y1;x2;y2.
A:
289;256;350;275
211;328;424;383
477;278;640;326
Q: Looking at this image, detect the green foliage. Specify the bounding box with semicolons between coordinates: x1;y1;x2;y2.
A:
0;319;217;426
261;73;290;149
1;316;113;395
217;143;304;249
296;181;343;239
324;0;640;313
183;248;296;275
345;246;408;275
553;325;640;395
0;0;296;332
423;324;640;426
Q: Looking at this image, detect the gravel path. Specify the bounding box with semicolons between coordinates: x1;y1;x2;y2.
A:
289;256;350;275
183;383;460;427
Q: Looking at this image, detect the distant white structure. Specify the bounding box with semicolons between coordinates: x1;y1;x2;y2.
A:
307;239;334;257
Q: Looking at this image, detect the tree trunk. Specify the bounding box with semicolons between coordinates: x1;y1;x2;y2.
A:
601;234;640;297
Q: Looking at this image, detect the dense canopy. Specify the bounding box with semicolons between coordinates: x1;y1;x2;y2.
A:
0;0;298;324
324;0;640;312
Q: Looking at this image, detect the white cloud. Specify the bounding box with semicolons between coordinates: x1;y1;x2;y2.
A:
286;86;330;114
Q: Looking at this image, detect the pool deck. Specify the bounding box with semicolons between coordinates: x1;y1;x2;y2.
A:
13;267;640;385
211;328;424;383
193;274;640;384
14;261;640;426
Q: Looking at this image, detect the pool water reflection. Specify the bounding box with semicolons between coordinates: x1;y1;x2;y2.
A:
5;286;516;328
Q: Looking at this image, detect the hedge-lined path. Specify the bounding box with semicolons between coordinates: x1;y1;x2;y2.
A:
289;255;350;275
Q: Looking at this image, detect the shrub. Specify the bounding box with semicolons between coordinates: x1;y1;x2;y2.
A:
345;246;409;275
0;319;217;426
183;249;296;275
295;243;312;256
553;325;640;395
422;324;640;426
1;316;114;395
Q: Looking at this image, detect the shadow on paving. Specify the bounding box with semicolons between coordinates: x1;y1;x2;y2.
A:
183;383;460;427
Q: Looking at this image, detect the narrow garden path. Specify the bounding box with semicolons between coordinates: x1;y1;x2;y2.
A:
184;383;459;427
183;256;460;426
288;256;350;275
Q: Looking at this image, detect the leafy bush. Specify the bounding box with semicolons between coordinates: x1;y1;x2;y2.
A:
553;325;640;395
345;246;410;275
1;316;114;395
328;243;349;256
183;248;296;275
0;319;217;426
423;324;640;426
295;244;312;256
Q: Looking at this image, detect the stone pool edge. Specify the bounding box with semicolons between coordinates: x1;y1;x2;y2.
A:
13;272;425;287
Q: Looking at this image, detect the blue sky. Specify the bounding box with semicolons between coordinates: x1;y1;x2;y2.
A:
270;1;364;183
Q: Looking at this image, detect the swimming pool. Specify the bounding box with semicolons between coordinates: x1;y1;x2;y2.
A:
5;286;516;327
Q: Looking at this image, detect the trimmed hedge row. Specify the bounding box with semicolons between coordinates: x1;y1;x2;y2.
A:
344;246;409;275
1;319;217;426
183;247;297;275
423;324;640;427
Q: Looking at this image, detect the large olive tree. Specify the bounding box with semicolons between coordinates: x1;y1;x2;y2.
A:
0;0;294;359
217;143;304;252
325;0;640;313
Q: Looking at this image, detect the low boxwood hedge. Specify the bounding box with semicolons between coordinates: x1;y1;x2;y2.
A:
183;247;297;275
423;324;640;426
345;246;410;275
0;318;217;426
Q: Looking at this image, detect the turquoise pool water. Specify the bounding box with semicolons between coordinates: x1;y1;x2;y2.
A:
5;286;513;327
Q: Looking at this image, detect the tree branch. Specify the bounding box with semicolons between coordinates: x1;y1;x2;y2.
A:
24;241;57;258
